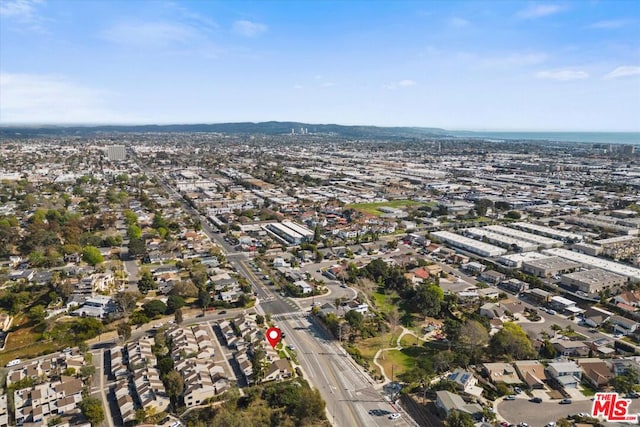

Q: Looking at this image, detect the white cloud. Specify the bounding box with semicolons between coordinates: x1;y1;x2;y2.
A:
535;69;589;81
0;73;126;124
383;79;417;90
101;21;200;47
293;84;303;89
588;19;632;29
0;0;41;18
0;0;47;31
517;4;564;19
321;82;335;87
449;17;469;28
232;20;267;37
398;80;416;87
482;52;548;67
603;66;640;80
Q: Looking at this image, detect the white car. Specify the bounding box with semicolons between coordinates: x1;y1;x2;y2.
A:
389;413;401;420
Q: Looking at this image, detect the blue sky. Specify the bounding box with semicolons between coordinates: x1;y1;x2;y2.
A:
1;0;639;130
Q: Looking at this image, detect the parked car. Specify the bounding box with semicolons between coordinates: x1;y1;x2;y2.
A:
530;397;542;403
559;399;572;404
514;387;522;394
389;413;401;420
505;395;516;401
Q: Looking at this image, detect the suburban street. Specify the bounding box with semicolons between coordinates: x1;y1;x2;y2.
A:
275;313;413;427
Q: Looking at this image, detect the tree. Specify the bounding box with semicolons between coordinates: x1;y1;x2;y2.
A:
174;308;183;325
164;370;184;401
447;410;474;427
82;246;104;266
459;320;489;348
127;224;142;240
443;318;462;342
252;345;266;383
27;305;46;323
79;396;104;425
506;210;521;220
345;310;364;330
130;310;150;326
127;237;146;258
117;322;132;341
80;365;96;380
138;269;156;294
166;295;185;314
142;300;167;318
490;322;536;360
474;198;494;217
612;368;639;395
415;283;444;317
170;280;199;297
198;288;211;309
114;291;140;315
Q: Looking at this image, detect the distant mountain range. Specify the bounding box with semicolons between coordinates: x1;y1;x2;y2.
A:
0;121;449;139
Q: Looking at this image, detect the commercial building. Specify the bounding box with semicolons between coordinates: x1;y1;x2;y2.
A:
264;221;314;245
542;248;640;282
512;222;583;242
498;252;552;268
484;225;563;249
463;227;538;252
560;268;626;295
107;145;126;161
431;231;507;257
521;256;581;278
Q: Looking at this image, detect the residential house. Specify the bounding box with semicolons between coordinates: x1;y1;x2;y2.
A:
552;339;590;357
614;291;640;308
482;362;521;385
514;360;547;389
480;270;506;285
582;307;612;328
609;315;640;336
546;361;583;389
577;359;614;389
263;359;293;382
435;391;483;419
447;368;479;394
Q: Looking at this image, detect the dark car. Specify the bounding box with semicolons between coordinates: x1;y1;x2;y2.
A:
559;399;572;404
530;397;543;403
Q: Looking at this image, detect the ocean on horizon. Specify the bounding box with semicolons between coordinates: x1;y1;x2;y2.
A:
447;131;640;145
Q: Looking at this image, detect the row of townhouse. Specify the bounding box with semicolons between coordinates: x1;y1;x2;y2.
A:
7;353;87;387
14;376;84;426
218;314;289;385
125;338;170;413
166;324;230;408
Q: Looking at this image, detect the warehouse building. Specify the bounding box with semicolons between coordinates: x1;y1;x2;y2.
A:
464;227;537;252
560;268;627;295
264;221;314;245
431;231;507;257
542;248;640;282
484;225;563;249
512;222;583;242
498;252;552;268
521;256;581;278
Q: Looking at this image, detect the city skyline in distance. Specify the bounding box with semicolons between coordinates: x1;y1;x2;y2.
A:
1;0;639;131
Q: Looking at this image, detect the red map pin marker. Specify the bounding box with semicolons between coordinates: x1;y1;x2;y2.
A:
266;327;282;348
